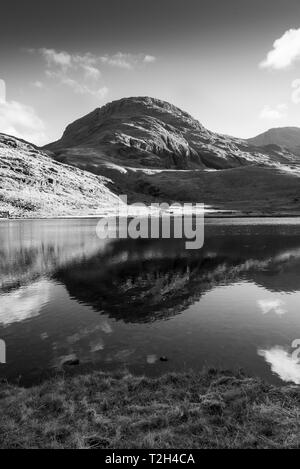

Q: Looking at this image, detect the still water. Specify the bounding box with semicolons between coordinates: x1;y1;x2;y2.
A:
1;218;300;385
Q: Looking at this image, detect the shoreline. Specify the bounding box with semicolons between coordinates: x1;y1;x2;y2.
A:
0;368;299;449
2;212;300;221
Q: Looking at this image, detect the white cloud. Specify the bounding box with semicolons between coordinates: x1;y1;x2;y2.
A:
258;346;300;384
143;55;156;64
38;49;102;76
30;48;104;98
40;48;72;68
259;104;287;120
100;52;157;69
0;78;47;145
65;52;102;78
291;78;300;104
28;48;156;97
83;65;101;79
61;79;107;98
260;28;300;69
45;70;108;98
100;52;133;69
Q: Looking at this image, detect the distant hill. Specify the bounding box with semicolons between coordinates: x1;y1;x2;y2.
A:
0;133;120;217
247;127;300;156
42;96;300;215
45;96;298;172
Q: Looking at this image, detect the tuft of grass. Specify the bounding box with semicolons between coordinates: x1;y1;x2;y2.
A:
0;369;300;449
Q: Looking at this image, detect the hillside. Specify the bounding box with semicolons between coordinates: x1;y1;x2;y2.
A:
44;97;300;214
0;133;121;218
248;127;300;156
113;165;300;214
2;98;300;217
45;97;299;171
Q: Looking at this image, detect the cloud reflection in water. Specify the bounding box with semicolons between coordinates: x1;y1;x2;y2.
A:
258;347;300;384
257;299;287;316
0;280;50;326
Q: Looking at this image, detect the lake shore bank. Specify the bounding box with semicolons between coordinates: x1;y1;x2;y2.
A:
1;369;299;449
2;211;300;221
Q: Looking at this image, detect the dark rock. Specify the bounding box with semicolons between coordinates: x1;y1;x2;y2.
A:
159;356;168;362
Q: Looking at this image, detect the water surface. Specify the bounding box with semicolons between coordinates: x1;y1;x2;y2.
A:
1;218;300;385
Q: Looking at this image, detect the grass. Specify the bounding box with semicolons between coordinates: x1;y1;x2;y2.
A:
0;369;300;449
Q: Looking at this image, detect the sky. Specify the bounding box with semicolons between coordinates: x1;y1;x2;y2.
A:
1;0;300;145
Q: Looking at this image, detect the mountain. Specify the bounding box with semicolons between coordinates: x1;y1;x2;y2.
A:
1;97;300;218
44;96;300;215
0;133;120;217
248;127;300;156
45;96;298;171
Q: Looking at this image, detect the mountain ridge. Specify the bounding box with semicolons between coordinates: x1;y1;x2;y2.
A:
247;126;300;156
45;96;299;172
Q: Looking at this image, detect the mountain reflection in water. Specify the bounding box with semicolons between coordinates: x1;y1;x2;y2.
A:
1;218;300;385
55;232;300;322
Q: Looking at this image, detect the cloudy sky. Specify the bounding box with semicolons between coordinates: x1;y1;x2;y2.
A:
1;0;300;144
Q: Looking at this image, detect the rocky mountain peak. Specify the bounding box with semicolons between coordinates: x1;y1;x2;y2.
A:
45;96;299;171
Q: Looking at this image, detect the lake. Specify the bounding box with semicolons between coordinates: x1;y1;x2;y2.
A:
1;217;300;386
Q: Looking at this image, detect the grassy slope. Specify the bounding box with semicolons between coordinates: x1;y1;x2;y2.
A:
148;166;300;213
2;132;300;217
1;370;300;449
49;144;300;214
0;134;120;217
81;164;300;214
